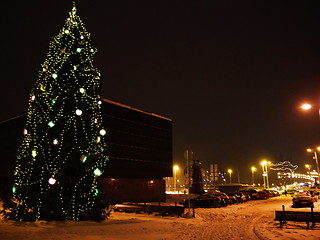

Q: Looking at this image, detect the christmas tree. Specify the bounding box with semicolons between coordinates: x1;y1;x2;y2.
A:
2;3;109;221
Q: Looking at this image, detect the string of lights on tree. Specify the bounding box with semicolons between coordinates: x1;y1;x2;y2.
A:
8;3;109;221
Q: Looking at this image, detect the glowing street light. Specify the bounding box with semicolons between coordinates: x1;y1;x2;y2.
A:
251;166;257;186
261;161;266;189
260;160;271;189
306;147;320;182
299;102;320;181
227;169;233;184
173;165;179;192
301;103;312;110
305;164;311;171
305;164;312;181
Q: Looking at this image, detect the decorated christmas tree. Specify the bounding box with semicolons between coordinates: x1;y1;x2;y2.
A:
2;3;109;221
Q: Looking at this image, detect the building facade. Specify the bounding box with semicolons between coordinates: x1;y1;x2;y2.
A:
0;99;173;203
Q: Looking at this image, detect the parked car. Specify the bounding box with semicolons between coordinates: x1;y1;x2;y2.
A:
234;192;248;202
239;191;251;201
268;189;280;197
257;191;269;199
262;190;279;197
240;189;259;200
205;191;231;206
179;192;227;208
292;191;317;208
225;193;238;204
226;192;247;203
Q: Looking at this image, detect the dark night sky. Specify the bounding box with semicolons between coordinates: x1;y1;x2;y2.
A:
2;0;320;183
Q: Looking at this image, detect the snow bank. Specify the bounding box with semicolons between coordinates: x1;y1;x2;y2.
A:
1;196;319;240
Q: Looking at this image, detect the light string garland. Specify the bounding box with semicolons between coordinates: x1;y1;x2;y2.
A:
10;3;108;221
270;161;298;173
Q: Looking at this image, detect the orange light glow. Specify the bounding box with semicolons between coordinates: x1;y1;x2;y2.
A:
301;103;312;110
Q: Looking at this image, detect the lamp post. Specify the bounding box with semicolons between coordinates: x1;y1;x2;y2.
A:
173;165;179;192
300;103;320;182
306;148;320;183
260;160;270;189
305;164;311;181
261;161;266;189
300;103;320;119
305;164;311;171
266;161;270;189
251;166;257;186
227;169;233;184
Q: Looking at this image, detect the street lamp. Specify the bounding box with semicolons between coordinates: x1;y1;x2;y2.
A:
227;169;233;184
305;164;311;181
301;103;312;110
300;102;320;116
305;164;311;171
266;161;271;189
300;103;320;118
306;148;320;183
261;161;266;189
173;165;179;192
260;160;270;189
299;103;320;182
251;166;257;186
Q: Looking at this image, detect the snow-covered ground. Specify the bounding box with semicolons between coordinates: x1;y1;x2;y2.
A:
1;196;319;240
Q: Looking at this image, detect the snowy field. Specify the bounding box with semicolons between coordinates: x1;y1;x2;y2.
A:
1;196;320;240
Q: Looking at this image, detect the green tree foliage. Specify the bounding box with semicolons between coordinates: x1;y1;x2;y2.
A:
1;3;109;221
